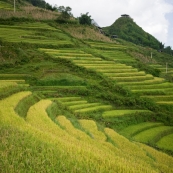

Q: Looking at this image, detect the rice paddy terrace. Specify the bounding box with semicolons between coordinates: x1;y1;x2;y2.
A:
0;1;13;10
1;21;173;172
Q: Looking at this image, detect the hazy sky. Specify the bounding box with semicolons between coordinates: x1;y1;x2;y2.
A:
47;0;173;48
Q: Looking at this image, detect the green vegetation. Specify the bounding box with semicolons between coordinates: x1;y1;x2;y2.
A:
103;110;152;118
79;12;92;25
103;17;160;49
0;3;173;172
120;122;164;138
133;126;173;143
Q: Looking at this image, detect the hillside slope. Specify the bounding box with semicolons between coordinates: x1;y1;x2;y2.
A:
103;16;160;49
0;6;173;172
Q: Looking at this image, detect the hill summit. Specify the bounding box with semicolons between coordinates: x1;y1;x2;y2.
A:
103;15;161;49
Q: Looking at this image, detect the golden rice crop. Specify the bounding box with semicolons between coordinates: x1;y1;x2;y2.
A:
1;93;173;172
56;116;91;141
79;119;107;141
0;81;18;91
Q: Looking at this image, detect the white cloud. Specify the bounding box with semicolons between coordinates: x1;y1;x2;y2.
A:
47;0;173;46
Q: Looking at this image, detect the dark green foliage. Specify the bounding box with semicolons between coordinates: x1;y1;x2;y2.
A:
25;0;56;11
56;6;73;23
79;12;92;25
103;112;155;131
103;17;160;49
163;46;173;55
15;94;40;118
0;86;25;100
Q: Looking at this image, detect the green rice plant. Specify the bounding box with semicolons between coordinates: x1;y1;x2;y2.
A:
141;95;173;102
0;1;13;10
79;119;107;141
31;86;86;91
132;88;172;95
129;82;173;90
52;53;93;57
118;77;165;86
103;71;146;77
39;48;84;53
73;60;113;64
0;26;74;47
157;133;173;151
133;126;173;143
0;74;28;80
156;101;173;105
69;103;102;110
56;97;82;102
110;74;154;82
113;59;136;63
74;105;112;113
97;68;138;73
120;122;164;138
0;81;18;92
103;109;152;118
80;64;133;70
87;44;127;50
6;22;58;31
60;100;88;106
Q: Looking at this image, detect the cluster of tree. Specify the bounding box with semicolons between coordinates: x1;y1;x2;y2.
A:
56;6;93;25
78;12;92;25
56;6;73;23
159;42;173;55
24;0;93;25
25;0;57;11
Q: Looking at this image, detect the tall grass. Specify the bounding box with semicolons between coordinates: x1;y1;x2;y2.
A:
0;6;59;20
58;25;114;42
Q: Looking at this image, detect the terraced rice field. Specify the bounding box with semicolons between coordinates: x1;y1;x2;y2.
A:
102;109;153;118
120;122;164;137
85;41;128;50
0;80;18;93
1;90;173;172
157;133;173;151
0;78;29;99
55;96;113;113
119;122;173;152
98;49;136;63
79;119;107;141
41;47;173;106
0;23;74;47
0;1;13;10
40;48;173;119
150;64;173;76
132;126;173;143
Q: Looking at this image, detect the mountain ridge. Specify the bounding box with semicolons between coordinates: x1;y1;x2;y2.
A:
103;15;161;50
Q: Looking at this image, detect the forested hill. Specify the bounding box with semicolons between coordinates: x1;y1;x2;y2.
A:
103;16;161;50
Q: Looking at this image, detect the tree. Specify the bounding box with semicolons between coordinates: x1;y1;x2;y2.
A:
159;42;165;50
57;6;72;22
164;46;172;55
79;12;92;25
